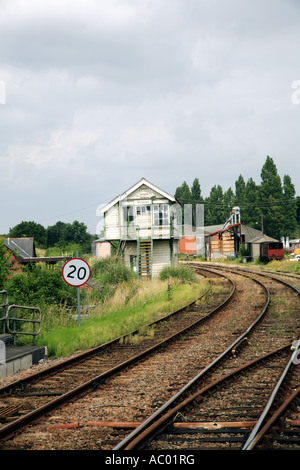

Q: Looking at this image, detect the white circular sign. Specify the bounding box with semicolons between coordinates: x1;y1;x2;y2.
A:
62;258;91;287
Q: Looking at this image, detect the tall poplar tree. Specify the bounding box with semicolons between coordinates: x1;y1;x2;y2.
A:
243;178;260;228
282;174;297;237
205;185;224;225
259;156;284;239
175;181;192;225
191;178;203;226
235;175;246;207
222;188;235;222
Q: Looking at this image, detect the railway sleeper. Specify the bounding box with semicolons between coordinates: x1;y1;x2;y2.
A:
153;435;247;444
165;425;250;436
269;435;300;445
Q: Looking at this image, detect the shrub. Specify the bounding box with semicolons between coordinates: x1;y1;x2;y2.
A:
4;263;78;308
159;265;196;283
239;244;249;257
92;256;134;285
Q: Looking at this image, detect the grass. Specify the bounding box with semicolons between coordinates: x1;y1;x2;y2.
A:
262;258;300;274
203;255;300;274
159;264;197;283
37;276;208;357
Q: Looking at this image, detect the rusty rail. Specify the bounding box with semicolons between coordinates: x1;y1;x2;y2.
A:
243;341;300;450
114;343;292;450
0;270;233;441
114;268;271;450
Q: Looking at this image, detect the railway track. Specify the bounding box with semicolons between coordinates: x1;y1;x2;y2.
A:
0;264;298;450
0;268;233;445
116;344;299;451
113;263;299;451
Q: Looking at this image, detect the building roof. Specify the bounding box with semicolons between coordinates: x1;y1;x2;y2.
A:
204;224;263;242
247;234;278;243
101;177;176;213
4;237;72;264
4;237;36;258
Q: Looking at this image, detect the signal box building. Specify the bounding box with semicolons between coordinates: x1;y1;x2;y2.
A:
101;178;181;278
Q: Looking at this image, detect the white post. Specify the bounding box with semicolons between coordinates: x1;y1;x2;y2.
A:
76;251;81;326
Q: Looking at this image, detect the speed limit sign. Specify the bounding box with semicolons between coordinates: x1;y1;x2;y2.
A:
62;258;91;287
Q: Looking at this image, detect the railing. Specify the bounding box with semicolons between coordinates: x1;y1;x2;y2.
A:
120;224;140;240
0;290;9;334
120;224;174;240
6;305;41;346
1;291;41;346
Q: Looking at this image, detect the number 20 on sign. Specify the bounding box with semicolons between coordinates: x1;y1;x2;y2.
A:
62;258;91;326
62;258;91;287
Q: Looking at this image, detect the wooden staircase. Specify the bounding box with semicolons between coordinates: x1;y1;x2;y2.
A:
138;239;152;278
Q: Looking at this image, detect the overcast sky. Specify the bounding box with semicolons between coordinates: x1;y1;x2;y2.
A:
1;0;299;235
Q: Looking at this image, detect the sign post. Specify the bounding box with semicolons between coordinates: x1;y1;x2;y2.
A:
62;255;91;326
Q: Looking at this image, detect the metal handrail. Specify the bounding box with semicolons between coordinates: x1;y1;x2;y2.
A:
120;224;140;240
6;304;41;346
0;290;9;334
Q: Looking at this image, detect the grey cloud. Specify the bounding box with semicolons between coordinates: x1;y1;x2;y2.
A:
0;0;299;234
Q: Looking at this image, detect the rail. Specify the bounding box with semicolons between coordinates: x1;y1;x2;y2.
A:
6;305;41;346
242;339;300;450
0;269;230;441
113;267;271;450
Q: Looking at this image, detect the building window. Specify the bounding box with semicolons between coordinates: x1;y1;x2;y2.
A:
136;205;151;215
123;206;134;224
153;204;169;226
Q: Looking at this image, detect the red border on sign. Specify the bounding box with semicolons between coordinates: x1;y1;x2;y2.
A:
62;258;91;287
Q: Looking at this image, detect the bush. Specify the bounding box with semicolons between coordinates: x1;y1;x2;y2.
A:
239;244;249;257
90;256;135;302
45;243;82;257
92;256;134;285
159;265;197;283
4;263;78;308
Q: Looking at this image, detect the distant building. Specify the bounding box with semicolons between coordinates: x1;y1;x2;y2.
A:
4;238;36;275
4;238;71;274
288;238;300;253
92;238;112;259
247;235;282;260
179;207;282;261
4;237;37;259
101;178;181;278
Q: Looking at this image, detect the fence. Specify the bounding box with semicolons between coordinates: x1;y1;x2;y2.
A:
0;291;41;346
0;290;8;334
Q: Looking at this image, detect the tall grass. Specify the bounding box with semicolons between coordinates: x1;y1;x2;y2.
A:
264;258;300;273
159;265;197;283
37;276;208;357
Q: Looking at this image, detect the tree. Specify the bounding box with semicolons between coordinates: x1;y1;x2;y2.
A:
175;181;192;225
205;185;224;225
222;187;235;222
296;197;300;233
191;178;203;227
175;181;192;204
9;221;47;248
173;155;299;237
191;178;202;202
9;220;95;254
259;156;284;239
46;221;66;247
243;178;260;228
47;220;94;253
235;175;246;207
0;237;17;287
282;174;297;237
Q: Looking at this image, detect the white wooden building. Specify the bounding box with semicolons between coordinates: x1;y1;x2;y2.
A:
101;178;181;278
